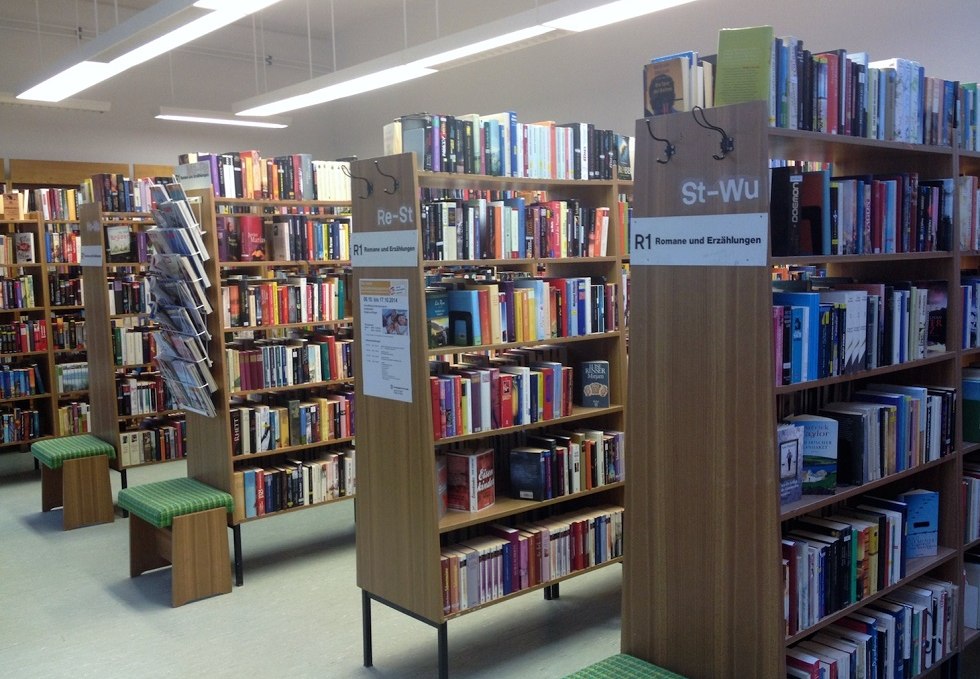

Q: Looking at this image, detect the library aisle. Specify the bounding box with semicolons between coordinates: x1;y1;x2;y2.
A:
0;452;620;678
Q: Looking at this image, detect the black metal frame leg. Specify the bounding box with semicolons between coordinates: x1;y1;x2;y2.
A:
543;583;560;600
437;622;448;679
362;590;373;667
233;524;243;586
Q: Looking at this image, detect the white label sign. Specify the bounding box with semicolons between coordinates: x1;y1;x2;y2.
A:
358;279;413;403
631;213;768;266
80;244;103;268
351;230;419;268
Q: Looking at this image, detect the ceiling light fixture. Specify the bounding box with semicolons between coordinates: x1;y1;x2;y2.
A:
156;106;289;128
0;91;110;113
18;0;284;103
234;0;698;117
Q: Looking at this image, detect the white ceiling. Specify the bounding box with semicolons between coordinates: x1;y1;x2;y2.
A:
1;0;979;167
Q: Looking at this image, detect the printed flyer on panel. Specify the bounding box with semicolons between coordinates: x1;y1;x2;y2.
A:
359;278;412;403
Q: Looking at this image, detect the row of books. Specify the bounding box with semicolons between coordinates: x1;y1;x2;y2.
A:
54;361;88;393
116;370;172;416
420;197;611;262
117;417;187;467
772;281;947;385
709;26;959;147
786;575;957;678
439;505;624;615
28;187;79;221
426;276;618;350
44;225;81;264
0;363;45;399
386;111;633;181
177;151;352;202
0;231;38;265
783;490;940;637
642;51;714;117
0;407;42;444
770;166;956;257
226;333;354;393
215;213;351;263
106;276;151;316
57;401;90;435
221;273;349;329
51;316;85;352
228;390;355;457
779;385;955;501
0;275;38;309
234;448;356;520
111;321;156;367
508;428;624;502
48;274;83;307
81;174;162;213
0;320;48;354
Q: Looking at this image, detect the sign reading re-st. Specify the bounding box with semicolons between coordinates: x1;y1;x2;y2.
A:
377;205;414;227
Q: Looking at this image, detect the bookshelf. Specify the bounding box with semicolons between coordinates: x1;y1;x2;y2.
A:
351;152;631;678
622;100;968;676
181;188;356;585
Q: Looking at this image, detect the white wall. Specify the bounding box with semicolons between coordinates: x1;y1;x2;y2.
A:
0;0;977;169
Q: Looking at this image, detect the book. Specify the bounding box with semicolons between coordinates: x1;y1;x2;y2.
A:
644;57;690;116
445;447;495;512
897;489;938;558
778;422;804;504
425;286;449;349
784;414;838;494
577;360;610;408
714;25;775;107
13;233;35;264
509;446;549;500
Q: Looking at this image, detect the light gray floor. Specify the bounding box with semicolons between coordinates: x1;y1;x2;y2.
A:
0;452;622;679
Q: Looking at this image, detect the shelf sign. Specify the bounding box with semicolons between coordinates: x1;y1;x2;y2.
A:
351;229;418;268
80;244;103;268
631;213;768;266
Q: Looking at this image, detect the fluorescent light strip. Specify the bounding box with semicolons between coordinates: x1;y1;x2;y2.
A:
237;64;437;117
156;107;288;128
19;0;283;102
411;25;556;68
542;0;698;32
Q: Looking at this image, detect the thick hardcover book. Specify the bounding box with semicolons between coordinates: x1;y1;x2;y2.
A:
509;446;549;500
714;25;775;108
446;447;495;512
771;166;806;256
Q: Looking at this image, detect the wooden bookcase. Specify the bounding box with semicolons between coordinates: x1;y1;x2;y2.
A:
351;152;631;678
79;202;187;487
181;189;356;585
622;100;969;676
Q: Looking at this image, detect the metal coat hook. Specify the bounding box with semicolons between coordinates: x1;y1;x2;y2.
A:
374;160;399;194
341;164;373;199
644;118;675;164
691;106;734;160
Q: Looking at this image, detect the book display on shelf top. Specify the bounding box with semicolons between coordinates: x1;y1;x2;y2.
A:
623;98;972;677
350;151;631;677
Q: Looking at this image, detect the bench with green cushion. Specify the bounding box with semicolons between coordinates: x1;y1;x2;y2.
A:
564;654;687;679
31;434;116;530
117;477;234;607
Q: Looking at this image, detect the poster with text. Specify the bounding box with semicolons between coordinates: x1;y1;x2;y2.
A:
359;279;412;403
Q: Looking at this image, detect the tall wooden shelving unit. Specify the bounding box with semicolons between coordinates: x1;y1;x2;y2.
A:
352;152;631;678
622;100;968;676
182;188;356;585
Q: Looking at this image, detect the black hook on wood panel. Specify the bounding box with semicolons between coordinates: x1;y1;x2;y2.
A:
644;118;675;164
691;106;734;160
374;160;399;195
341;164;373;199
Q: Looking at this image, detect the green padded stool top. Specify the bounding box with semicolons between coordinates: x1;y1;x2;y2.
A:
564;655;687;679
117;477;233;529
31;434;116;469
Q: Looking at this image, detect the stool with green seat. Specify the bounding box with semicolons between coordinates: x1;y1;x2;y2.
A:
31;434;116;530
564;654;688;679
117;477;233;607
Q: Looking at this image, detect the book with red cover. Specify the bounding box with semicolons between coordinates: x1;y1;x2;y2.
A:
446;447;495;512
238;214;265;261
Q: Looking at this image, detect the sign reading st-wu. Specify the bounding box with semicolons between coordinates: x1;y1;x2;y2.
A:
680;176;761;206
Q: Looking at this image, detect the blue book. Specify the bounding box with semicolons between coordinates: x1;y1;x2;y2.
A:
773;291;821;382
243;468;257;519
509;446;548;500
447;289;482;346
897;489;938;558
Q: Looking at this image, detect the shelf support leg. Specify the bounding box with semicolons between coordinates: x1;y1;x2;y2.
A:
544;583;560;600
232;524;243;586
362;590;373;668
437;621;448;679
119;469;129;518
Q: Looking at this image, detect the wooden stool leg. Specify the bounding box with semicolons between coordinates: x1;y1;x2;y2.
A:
62;455;114;530
130;514;171;577
40;464;62;512
170;508;231;607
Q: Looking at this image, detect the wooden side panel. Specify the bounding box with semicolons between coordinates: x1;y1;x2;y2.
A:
79;202;119;451
351;153;444;622
11;159;129;187
133;164;175;179
621;102;783;677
